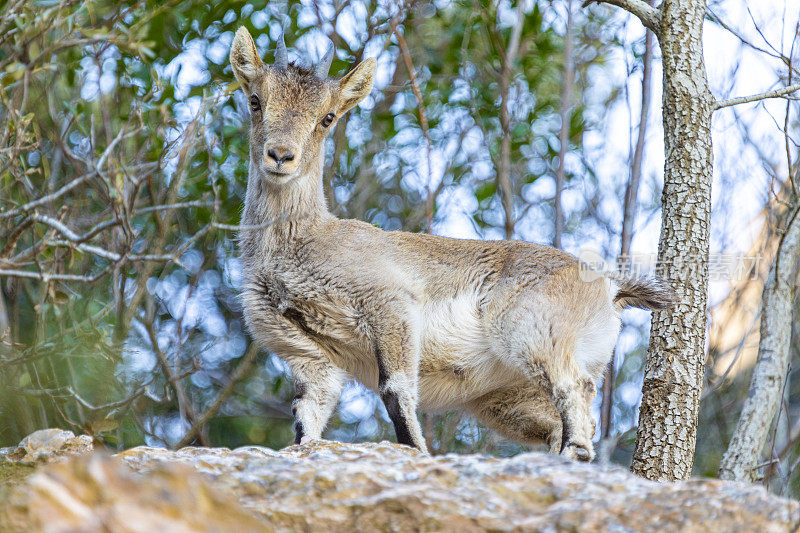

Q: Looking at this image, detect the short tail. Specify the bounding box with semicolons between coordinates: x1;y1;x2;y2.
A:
608;273;677;311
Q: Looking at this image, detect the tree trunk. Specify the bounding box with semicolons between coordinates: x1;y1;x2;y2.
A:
497;2;525;240
630;0;715;481
553;0;574;249
619;23;654;262
600;17;654;439
498;79;515;239
718;201;800;482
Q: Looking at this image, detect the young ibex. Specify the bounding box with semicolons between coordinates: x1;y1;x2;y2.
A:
230;27;674;461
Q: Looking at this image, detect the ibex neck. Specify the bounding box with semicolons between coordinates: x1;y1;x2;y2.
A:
240;163;331;255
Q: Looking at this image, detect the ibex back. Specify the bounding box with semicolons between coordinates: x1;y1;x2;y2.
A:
230;27;675;461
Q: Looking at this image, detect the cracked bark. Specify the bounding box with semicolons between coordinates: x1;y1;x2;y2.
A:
629;0;715;481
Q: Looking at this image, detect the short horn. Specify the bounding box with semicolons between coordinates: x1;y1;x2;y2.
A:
275;31;288;68
314;42;334;78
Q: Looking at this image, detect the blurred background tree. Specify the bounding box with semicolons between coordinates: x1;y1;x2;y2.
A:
1;0;799;495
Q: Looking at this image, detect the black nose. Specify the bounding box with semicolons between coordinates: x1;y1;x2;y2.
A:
267;147;295;164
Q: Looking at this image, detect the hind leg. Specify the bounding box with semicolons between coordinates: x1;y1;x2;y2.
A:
482;294;599;460
541;360;597;461
370;307;428;452
468;383;563;453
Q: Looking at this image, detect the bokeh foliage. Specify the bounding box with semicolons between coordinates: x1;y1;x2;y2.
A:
0;0;617;454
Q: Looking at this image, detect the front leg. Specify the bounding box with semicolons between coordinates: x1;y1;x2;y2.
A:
288;356;346;444
371;312;428;453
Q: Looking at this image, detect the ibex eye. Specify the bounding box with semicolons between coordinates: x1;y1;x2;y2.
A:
249;94;261;112
321;113;335;127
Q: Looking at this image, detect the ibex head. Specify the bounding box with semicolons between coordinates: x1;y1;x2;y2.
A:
230;27;375;185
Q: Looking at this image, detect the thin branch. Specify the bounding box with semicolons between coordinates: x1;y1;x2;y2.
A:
30;213;81;241
554;0;575;249
61;385;148;412
495;1;526;240
714;83;800;110
1;124;133;215
134;200;214;215
25;213;190;269
0;269;104;282
582;0;661;32
601;9;656;440
0;173;93;220
145;318;208;446
786;35;797;197
706;8;788;68
0;217;32;258
395;28;435;232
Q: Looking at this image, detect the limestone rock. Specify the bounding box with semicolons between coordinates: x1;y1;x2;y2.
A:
0;429;92;465
115;440;800;532
1;453;265;533
2;435;799;532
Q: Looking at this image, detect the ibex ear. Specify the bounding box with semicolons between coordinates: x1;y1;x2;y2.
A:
230;27;263;93
337;58;376;115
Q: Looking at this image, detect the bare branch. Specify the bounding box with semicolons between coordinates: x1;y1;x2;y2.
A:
582;0;661;32
58;384;148;412
0;173;93;220
145;317;208;446
554;0;575;249
174;343;262;449
0;269;103;282
601;8;656;441
706;8;785;65
0;124;137;219
395;28;435;232
30;213;82;241
494;1;527;240
714;83;800;110
134;200;214;215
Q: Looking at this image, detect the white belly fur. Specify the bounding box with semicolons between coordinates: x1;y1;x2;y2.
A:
417;292;512;410
415;288;620;409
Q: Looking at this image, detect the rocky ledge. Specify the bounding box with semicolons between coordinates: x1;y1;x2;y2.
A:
1;429;798;532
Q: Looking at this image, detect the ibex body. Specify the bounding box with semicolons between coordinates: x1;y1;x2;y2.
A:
230;27;674;461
